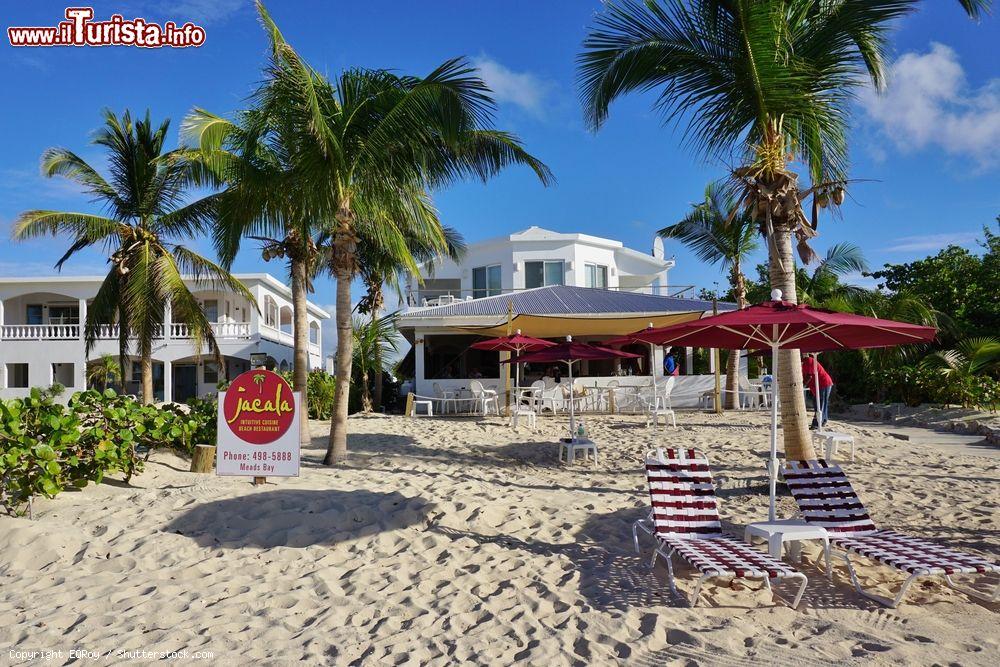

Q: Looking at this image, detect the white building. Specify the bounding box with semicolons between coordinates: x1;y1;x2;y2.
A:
398;226;735;405
406;225;677;305
0;273;329;403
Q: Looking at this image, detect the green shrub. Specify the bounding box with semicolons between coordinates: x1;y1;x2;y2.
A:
0;388;218;517
279;369;337;419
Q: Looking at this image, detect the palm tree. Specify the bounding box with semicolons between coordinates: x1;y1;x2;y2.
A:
659;182;758;408
351;223;467;411
352;313;403;412
86;353;122;392
244;2;553;464
578;1;983;459
181;103;323;445
12;109;254;404
797;243;870;305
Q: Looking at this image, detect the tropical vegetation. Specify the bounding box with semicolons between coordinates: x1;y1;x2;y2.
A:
0;388;217;517
578;0;990;458
230;2;552;464
86;354;123;392
11;109;255;404
352;313;403;413
660;182;758;408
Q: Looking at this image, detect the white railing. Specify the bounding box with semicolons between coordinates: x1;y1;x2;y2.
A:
260;324;295;347
171;322;252;339
5;321;254;342
1;324;79;340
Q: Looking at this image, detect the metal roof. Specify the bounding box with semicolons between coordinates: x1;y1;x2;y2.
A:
398;285;734;321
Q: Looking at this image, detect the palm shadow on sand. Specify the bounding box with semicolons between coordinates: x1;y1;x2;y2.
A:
164;489;433;549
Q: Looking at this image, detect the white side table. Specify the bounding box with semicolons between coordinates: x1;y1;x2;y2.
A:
559;437;598;466
813;430;856;462
745;519;831;578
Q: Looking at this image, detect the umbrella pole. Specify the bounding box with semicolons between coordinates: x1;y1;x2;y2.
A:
567;360;576;440
769;343;779;522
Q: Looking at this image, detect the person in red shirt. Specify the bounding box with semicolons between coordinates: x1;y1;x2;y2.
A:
801;355;834;429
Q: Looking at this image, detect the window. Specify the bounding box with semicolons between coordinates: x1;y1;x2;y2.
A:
5;363;28;388
585;263;608;289
203;299;219;323
132;361;142;383
48;304;79;324
472;264;502;298
26;304;43;325
203;362;219;384
51;363;75;387
524;260;564;289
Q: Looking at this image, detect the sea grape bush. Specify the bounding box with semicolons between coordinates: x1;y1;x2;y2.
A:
0;388;218;517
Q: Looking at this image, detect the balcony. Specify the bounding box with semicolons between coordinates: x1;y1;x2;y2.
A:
260;324;321;353
0;324;80;340
2;322;252;341
403;284;698;310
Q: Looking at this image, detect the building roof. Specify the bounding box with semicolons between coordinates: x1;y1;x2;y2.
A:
398;285;733;324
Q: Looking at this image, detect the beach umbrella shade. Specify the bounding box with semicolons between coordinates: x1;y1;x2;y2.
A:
505;336;640;440
469;329;555;394
629;289;937;521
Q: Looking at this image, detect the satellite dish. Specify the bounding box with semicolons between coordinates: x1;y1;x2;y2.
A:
652;236;665;260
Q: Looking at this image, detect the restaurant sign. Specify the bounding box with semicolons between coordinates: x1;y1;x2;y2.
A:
216;369;300;477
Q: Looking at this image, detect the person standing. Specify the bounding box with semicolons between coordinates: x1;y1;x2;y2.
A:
663;347;680;376
802;354;834;429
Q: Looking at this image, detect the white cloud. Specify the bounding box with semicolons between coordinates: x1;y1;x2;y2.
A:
885;232;981;253
473;56;550;116
860;43;1000;169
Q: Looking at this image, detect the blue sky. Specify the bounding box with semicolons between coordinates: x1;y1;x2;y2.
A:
2;1;999;355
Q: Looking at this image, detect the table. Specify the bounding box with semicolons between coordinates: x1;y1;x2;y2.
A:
559;437;598;466
744;519;831;577
813;430;856;462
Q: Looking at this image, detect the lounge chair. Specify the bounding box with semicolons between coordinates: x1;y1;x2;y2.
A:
782;459;999;607
633;448;808;607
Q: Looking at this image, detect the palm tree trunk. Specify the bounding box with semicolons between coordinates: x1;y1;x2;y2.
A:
140;339;154;404
724;264;746;409
325;272;353;464
290;257;310;445
768;223;815;460
372;314;384;412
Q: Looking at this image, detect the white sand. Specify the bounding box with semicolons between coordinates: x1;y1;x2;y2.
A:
1;411;997;665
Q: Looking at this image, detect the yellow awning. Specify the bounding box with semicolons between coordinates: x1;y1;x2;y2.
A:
459;312;705;338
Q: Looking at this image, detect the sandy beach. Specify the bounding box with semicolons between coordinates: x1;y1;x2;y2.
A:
1;411;997;666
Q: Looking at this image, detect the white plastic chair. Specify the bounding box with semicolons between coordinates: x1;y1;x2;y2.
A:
469;380;498;416
432;382;454;414
645;376;677;428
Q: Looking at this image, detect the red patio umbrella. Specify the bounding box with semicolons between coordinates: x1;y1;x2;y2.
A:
470;329;556;408
505;336;640;441
629;289;936;520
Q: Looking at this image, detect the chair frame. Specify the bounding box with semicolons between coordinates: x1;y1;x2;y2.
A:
634;448;808;608
783;459;999;608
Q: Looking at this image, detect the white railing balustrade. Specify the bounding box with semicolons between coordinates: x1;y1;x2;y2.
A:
0;324;79;340
4;321;252;341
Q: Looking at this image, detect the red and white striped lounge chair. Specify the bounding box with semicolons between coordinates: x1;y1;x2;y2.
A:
633;448;808;608
783;459;999;608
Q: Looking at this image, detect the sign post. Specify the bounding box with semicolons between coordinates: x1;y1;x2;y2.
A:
216;369;301;484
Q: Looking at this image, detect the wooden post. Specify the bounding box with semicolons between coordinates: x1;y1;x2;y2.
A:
253;476;266;486
608;388;616;414
404;392;414;417
189;444;216;473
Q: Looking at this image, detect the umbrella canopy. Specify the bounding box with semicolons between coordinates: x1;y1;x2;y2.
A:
628;289;937;521
469;330;555;353
505;337;640;440
629;297;936;352
506;339;641;365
